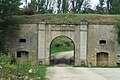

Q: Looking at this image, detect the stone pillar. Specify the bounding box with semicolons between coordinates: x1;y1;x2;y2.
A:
80;20;88;66
80;25;88;66
45;24;52;65
38;22;46;64
74;25;80;66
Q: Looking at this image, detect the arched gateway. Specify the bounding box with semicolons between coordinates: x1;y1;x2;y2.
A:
50;36;75;65
38;21;88;66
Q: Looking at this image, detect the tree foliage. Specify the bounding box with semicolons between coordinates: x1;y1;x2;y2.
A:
26;0;85;14
96;0;105;14
0;0;21;53
82;0;94;13
62;0;68;13
97;0;120;14
109;0;120;14
115;22;120;45
28;0;120;14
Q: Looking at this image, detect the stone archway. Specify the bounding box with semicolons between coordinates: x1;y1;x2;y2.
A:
50;35;75;66
96;52;109;66
38;21;88;66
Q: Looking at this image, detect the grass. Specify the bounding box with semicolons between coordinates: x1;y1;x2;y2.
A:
88;66;120;68
16;14;120;24
74;66;120;68
37;65;48;79
50;36;74;54
51;46;74;54
18;64;48;79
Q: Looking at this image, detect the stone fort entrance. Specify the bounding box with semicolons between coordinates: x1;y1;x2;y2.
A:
38;21;88;66
16;20;116;66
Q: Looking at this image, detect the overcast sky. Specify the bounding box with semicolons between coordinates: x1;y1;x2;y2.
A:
20;0;99;9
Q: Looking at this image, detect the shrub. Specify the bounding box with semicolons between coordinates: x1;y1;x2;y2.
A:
0;54;47;79
23;7;35;15
54;43;63;47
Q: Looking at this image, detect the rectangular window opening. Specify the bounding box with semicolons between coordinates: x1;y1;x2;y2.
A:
19;39;26;43
17;52;21;58
99;40;106;45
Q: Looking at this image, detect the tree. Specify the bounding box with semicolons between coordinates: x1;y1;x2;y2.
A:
76;0;84;13
57;0;62;13
106;0;120;14
82;0;92;13
30;0;37;11
38;0;46;13
110;0;120;14
115;22;120;45
72;0;76;12
0;0;21;53
62;0;68;13
96;0;105;14
30;0;47;13
25;0;28;7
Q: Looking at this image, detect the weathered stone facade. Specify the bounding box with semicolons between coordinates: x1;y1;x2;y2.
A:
10;21;120;66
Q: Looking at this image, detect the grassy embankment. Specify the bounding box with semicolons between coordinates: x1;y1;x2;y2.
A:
17;14;120;24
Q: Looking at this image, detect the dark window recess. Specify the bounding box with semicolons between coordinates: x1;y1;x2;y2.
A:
99;40;106;45
19;39;26;42
23;51;29;56
17;51;29;58
17;52;21;58
118;55;120;57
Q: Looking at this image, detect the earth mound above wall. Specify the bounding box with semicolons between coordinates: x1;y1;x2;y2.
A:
16;14;120;25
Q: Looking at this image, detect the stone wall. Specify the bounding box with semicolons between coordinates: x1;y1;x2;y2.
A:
10;24;38;64
87;25;116;66
10;23;120;66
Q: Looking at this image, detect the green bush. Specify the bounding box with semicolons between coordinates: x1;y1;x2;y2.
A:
22;7;35;15
0;54;47;80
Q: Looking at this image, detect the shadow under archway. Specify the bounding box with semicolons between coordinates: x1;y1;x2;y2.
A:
50;36;75;66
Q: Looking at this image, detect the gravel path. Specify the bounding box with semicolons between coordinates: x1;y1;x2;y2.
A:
89;68;120;80
51;51;74;59
47;51;120;80
46;67;109;80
